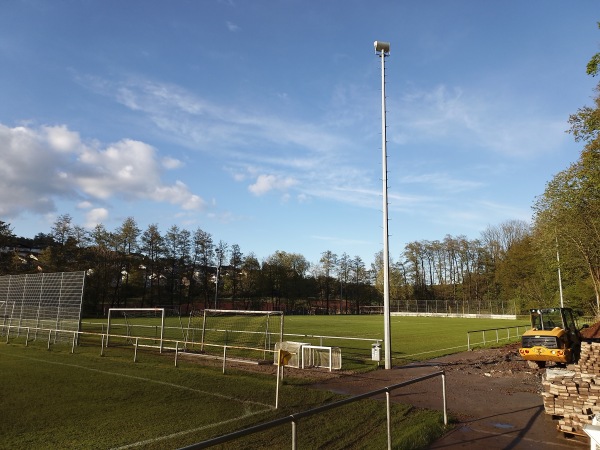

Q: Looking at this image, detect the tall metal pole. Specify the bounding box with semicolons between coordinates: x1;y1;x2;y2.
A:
375;41;392;369
556;235;564;308
214;264;220;309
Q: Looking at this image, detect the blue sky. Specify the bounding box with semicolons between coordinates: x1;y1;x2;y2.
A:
0;0;598;266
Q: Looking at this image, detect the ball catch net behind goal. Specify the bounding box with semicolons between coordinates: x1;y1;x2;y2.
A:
185;309;284;362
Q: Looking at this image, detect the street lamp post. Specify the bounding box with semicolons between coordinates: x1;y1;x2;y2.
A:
374;40;392;370
214;264;220;309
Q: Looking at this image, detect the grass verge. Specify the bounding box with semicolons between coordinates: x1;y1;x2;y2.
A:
0;340;448;449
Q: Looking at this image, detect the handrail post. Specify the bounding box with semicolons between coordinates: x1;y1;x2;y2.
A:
442;372;448;425
386;391;392;450
276;349;281;409
291;419;297;450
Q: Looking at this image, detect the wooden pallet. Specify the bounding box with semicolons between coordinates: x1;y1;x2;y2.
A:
559;428;589;445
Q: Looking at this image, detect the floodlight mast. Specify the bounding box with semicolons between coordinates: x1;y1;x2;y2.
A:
374;40;392;370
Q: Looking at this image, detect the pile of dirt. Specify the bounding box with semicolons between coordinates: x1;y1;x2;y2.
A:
580;320;600;339
436;342;533;376
406;342;545;395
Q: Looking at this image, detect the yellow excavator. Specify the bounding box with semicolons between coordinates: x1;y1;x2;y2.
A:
518;307;586;368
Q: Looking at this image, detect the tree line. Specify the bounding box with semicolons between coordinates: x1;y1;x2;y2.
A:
0;213;593;317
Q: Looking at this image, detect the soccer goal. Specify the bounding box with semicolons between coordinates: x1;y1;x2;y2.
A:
274;341;309;368
359;305;384;315
302;345;342;371
185;309;284;362
106;308;168;352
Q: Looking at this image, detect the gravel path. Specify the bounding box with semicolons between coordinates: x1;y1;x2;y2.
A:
309;344;588;449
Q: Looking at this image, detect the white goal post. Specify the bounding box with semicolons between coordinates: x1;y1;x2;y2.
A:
106;308;165;352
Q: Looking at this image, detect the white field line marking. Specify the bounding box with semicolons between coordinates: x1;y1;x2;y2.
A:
110;406;269;450
1;351;274;409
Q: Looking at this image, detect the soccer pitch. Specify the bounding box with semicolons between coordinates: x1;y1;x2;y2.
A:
282;315;527;367
1;315;524;448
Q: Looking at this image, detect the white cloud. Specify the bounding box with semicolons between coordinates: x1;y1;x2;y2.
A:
0;123;206;220
401;172;483;193
394;84;569;158
79;76;378;209
248;174;297;196
226;21;240;32
85;208;109;228
162;156;183;169
44;125;81;153
77;139;164;199
0;124;69;216
100;78;349;158
154;181;207;210
77;201;93;209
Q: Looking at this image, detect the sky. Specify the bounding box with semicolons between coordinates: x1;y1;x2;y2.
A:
1;0;599;267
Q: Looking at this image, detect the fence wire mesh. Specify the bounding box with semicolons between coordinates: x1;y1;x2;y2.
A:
0;271;85;342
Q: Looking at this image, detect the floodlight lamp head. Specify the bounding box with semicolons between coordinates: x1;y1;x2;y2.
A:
374;41;390;54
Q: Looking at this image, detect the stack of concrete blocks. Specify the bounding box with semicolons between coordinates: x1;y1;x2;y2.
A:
542;341;600;435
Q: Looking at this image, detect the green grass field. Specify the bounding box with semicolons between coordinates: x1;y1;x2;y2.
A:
1;315;526;449
282;315;527;369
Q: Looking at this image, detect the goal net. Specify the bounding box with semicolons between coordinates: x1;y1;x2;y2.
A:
302;345;342;370
274;341;309;368
106;308;184;351
359;305;384;315
185;309;284;362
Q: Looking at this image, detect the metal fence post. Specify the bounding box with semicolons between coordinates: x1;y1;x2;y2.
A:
386;391;392;449
291;419;297;450
442;372;448;425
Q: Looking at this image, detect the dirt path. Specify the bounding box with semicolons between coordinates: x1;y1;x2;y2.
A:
309;344;588;449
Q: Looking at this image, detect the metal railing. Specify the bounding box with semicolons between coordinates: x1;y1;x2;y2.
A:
467;325;528;350
179;370;447;450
